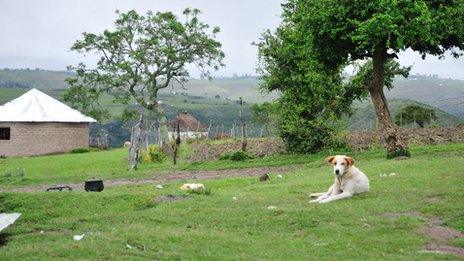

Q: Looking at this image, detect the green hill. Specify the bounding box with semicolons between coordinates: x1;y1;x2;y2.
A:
0;69;463;117
0;68;72;89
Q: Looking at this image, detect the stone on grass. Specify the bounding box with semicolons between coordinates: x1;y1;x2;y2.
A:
180;183;205;192
73;234;85;241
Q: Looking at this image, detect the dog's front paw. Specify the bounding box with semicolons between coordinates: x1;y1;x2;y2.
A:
309;199;319;203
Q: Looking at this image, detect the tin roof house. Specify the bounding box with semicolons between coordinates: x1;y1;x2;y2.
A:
0;89;96;157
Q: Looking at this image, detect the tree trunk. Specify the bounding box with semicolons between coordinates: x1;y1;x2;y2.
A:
172;120;181;165
369;46;410;158
155;108;174;157
241;122;247;151
129;114;144;170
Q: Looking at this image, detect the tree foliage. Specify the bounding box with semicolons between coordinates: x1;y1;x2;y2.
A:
295;0;464;68
65;8;224;114
395;105;437;128
348;59;411;93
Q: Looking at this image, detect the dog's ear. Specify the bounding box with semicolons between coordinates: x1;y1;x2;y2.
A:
325;156;335;165
345;156;355;166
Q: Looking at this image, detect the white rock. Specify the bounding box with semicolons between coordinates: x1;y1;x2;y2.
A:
180;183;205;192
276;174;283;179
73;234;85;241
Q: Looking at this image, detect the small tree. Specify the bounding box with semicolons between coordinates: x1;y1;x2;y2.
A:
395;105;437;128
65;9;224;169
256;8;365;153
250;102;277;137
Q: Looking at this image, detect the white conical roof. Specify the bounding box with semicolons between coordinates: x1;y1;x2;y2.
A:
0;89;96;123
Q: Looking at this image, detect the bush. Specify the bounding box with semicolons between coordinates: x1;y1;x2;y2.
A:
141;145;166;163
219;151;253;161
70;148;90;154
395;105;437;128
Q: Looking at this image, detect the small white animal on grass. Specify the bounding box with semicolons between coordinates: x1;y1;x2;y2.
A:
179;183;205;192
310;155;369;204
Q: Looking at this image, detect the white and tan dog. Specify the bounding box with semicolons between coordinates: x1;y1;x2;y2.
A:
310;155;369;204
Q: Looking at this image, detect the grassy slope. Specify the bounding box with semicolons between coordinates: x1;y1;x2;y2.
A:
348;98;461;130
389;76;464;118
0;143;463;259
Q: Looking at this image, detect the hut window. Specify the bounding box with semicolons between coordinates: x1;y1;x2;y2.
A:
0;128;10;140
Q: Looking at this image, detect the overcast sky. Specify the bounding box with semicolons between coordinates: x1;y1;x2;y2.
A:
0;0;463;79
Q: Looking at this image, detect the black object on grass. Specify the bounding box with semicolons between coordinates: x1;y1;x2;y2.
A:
85;180;104;192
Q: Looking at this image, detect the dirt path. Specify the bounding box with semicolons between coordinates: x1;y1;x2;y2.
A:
1;165;303;193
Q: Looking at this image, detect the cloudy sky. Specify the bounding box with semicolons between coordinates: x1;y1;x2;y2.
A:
0;0;463;79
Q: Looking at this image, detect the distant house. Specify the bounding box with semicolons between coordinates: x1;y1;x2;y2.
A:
0;89;96;157
167;112;208;140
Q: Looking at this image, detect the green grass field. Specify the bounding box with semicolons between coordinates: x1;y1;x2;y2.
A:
0;143;463;259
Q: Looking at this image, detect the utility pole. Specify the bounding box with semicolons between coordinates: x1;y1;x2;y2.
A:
239;97;247;151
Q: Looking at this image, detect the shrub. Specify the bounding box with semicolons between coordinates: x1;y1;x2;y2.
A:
70;148;90;154
395;105;437;128
328;130;351;151
141;145;166;163
219;151;253;161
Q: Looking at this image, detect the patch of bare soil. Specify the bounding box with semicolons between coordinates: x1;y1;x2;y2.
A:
1;165;301;193
348;126;464;150
187;138;285;162
155;194;189;203
422;217;464;257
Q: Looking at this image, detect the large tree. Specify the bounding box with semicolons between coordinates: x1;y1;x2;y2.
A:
281;0;464;158
65;9;224;168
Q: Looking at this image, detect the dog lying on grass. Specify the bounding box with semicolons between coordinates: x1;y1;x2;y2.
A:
310;155;369;204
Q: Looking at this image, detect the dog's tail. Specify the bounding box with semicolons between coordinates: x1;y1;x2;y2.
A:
309;192;325;198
